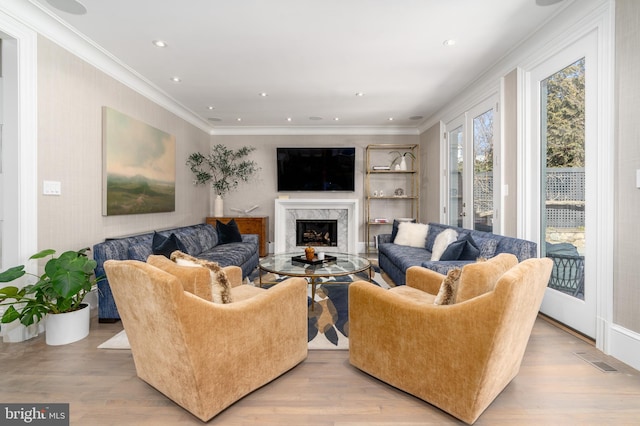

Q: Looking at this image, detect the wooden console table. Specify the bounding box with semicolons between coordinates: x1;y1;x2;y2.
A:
206;216;269;257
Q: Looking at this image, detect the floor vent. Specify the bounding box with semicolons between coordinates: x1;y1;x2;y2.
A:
574;352;619;373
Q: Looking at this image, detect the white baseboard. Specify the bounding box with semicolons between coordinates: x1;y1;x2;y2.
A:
608;324;640;371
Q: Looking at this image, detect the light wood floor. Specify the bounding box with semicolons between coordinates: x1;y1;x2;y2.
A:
1;315;639;425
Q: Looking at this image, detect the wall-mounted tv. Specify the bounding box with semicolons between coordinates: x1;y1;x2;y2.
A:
277;147;356;192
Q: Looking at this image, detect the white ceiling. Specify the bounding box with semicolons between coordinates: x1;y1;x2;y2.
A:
30;0;566;133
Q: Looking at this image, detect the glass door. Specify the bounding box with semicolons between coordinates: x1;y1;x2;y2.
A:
445;97;498;231
446;116;464;227
529;33;597;338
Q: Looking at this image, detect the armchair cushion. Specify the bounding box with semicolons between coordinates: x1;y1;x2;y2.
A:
168;251;233;304
456;253;518;303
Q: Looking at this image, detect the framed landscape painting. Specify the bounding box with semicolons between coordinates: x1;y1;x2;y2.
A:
102;107;176;215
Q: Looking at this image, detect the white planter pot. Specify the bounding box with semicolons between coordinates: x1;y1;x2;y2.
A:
45;303;90;346
214;195;224;217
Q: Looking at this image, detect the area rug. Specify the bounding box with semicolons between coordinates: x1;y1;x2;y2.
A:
98;266;391;351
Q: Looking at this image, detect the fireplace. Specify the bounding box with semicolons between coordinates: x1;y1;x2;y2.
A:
274;199;359;253
296;219;338;247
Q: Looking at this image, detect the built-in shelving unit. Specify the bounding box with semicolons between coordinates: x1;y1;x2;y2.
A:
364;144;420;254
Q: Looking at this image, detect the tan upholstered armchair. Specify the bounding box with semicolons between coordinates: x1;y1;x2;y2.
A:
103;257;308;422
349;255;553;424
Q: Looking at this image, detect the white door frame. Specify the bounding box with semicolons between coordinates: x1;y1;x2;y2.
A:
518;11;614;350
0;11;38;271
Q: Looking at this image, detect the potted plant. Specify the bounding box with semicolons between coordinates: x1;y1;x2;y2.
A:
186;144;260;217
0;248;103;345
389;150;416;171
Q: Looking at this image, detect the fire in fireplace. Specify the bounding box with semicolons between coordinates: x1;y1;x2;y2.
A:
296;219;338;247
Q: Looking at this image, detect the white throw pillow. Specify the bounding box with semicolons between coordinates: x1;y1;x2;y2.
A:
393;222;429;248
430;229;458;261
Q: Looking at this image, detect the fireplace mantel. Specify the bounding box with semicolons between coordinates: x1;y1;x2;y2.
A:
274;199;358;253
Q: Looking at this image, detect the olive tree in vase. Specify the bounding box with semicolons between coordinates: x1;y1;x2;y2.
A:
187;145;260;217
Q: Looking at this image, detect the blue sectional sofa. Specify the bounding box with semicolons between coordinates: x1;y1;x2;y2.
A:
378;222;537;285
93;223;259;321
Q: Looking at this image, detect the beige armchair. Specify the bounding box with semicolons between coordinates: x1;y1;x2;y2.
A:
349;255;553;424
103;258;308;422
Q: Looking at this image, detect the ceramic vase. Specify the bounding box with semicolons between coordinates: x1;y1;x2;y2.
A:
400;156;408;171
214;195;224;217
45;303;90;346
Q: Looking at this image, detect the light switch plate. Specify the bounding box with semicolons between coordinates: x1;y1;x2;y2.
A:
43;180;61;195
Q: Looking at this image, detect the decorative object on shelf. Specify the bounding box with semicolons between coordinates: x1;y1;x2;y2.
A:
379;190;384;197
372;165;391;171
394;187;405;196
389;150;416;171
305;246;316;261
0;248;103;345
230;205;259;216
186;144;260;217
373;191;378;197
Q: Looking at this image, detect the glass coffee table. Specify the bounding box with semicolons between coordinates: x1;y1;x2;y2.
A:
258;252;372;308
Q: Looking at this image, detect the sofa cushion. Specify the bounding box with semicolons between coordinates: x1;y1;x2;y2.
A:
128;241;153;262
434;268;462;305
152;232;187;258
394;222;429;248
425;223;451;251
216;219;243;244
431;229;458;261
170;251;233;304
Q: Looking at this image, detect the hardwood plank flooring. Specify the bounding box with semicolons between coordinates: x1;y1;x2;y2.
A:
1;315;639;425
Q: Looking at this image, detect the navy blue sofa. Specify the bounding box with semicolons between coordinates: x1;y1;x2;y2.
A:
93;223;259;321
378;222;537;286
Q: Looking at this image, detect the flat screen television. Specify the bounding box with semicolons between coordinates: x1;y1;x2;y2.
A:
277;147;355;192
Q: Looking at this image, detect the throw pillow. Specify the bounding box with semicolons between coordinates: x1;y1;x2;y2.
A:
391;218;418;242
430;229;458;261
434;268;462;305
216;219;243;244
170;251;233;304
439;239;466;261
458;233;481;260
477;238;498;258
152;232;187;258
393;222;429;248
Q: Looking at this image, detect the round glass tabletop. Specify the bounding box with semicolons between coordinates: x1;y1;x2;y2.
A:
258;252;371;278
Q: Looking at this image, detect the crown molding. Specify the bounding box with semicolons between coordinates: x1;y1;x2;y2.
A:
210;125;420;136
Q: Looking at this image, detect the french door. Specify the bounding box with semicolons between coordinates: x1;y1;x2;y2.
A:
527;32;597;338
445;97;498;232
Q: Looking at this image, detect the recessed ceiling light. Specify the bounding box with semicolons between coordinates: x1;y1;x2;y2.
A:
388;117;394;121
152;40;168;48
286;117;292;122
236;118;242;122
259;92;268;97
443;39;456;47
334;117;340;121
46;0;87;15
355;92;364;97
170;76;181;83
207;106;215;110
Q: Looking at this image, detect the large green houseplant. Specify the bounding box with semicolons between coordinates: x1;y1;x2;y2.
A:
186;144;259;216
0;248;101;328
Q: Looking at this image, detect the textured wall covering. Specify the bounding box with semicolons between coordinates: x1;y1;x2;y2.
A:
614;0;640;332
37;36;211;252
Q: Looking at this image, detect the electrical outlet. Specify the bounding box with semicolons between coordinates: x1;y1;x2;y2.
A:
43;180;61;195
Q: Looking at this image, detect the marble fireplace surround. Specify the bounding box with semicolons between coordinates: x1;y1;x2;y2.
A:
274;199;359;253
